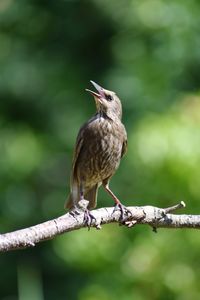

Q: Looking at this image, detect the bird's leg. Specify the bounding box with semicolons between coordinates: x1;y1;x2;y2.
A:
103;183;132;221
80;182;96;229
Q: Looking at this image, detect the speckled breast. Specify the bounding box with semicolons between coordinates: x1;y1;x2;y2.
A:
78;117;124;186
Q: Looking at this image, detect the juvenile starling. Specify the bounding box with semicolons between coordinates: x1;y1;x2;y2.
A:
65;81;128;222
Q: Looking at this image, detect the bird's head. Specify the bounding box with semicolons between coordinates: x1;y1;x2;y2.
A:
86;81;122;120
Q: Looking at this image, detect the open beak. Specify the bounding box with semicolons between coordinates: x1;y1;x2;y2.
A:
85;80;105;99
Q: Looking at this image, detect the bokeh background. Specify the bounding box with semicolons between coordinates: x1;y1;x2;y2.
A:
1;0;200;299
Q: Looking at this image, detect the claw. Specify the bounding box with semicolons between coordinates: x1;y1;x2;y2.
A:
69;207;82;223
83;209;96;230
69;209;80;217
112;203;132;222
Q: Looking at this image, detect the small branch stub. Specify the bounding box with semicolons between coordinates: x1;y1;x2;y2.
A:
163;201;186;215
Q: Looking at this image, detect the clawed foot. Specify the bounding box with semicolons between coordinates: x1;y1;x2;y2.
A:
112;203;132;222
83;209;96;230
69;199;98;230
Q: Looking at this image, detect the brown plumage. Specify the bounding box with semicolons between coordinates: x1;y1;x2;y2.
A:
65;81;127;214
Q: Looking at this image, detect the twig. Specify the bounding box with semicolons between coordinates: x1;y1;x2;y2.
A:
0;201;199;252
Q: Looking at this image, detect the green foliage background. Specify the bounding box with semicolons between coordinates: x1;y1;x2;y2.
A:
1;0;200;299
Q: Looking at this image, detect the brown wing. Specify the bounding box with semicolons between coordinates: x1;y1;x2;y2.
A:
72;135;82;170
121;125;127;158
121;138;127;158
65;129;84;210
71;127;84;177
66;116;97;209
71;115;96;175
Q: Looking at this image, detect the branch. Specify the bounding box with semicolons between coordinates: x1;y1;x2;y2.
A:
0;201;200;252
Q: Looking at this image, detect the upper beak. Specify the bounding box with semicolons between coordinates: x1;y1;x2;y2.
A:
85;80;105;99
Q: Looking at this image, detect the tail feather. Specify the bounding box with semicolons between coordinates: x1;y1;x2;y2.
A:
64;184;98;210
64;194;74;210
64;182;79;210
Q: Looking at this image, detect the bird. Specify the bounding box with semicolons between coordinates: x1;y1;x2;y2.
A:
65;80;128;224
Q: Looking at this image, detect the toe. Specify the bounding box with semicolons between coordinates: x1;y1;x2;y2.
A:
83;209;96;230
112;203;133;222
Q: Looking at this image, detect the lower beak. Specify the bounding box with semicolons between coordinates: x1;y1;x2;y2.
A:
85;80;105;99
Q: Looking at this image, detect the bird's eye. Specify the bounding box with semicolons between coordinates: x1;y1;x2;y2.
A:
106;94;113;101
